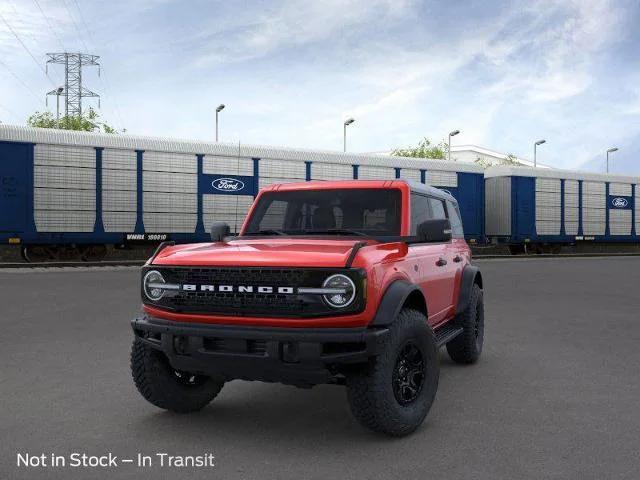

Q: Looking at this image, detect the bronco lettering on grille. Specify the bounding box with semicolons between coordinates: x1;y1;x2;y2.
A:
182;284;296;294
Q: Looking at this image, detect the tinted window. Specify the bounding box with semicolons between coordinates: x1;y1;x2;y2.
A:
446;200;464;237
429;198;447;219
410;193;431;235
245;188;401;236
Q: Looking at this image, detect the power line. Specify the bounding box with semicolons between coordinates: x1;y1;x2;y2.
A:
0;58;46;106
60;0;89;52
68;0;126;129
6;0;42;49
0;102;22;122
32;0;67;52
0;12;57;88
71;0;96;46
6;0;64;86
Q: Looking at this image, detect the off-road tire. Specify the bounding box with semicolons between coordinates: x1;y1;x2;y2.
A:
446;283;484;364
131;338;224;413
346;308;439;436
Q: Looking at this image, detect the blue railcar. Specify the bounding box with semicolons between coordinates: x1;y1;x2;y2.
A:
485;166;639;253
0;125;485;260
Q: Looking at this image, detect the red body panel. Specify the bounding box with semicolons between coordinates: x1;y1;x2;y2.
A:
152;239;369;268
145;180;471;329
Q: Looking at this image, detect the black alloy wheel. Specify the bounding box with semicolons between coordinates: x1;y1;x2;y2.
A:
392;341;425;405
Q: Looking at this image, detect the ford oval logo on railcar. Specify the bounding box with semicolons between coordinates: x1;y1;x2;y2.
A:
611;197;629;208
212;178;245;192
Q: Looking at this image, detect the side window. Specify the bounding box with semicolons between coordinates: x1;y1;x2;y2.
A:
446;200;464;238
428;198;446;220
410;193;431;234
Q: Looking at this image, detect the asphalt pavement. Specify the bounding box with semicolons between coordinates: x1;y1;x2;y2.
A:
1;257;639;480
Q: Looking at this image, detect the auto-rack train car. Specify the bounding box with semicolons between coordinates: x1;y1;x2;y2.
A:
485;165;640;253
0;125;485;261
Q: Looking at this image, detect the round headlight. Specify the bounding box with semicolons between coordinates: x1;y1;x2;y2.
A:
322;274;356;309
143;270;166;301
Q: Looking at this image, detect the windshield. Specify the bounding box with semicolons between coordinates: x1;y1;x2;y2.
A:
243;188;402;237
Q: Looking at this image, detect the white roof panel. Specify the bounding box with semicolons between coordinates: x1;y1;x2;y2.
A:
0;124;484;174
485;165;639;185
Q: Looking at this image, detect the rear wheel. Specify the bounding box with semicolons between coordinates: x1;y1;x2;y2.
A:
508;244;525;255
131;338;224;413
446;284;484;364
346;308;439;436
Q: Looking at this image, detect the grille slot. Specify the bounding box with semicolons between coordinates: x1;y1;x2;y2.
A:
202;338;268;356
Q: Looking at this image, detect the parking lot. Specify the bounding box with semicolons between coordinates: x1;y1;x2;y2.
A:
1;257;640;480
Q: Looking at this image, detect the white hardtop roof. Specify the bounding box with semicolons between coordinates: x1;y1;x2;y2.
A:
485;165;639;184
0;124;484;174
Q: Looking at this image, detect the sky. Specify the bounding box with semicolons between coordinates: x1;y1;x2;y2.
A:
0;0;639;174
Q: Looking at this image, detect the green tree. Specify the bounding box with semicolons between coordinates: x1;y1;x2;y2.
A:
475;153;522;169
505;154;521;165
27;107;121;133
391;137;448;159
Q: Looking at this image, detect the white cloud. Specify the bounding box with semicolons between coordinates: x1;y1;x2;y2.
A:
0;0;637;172
192;0;415;68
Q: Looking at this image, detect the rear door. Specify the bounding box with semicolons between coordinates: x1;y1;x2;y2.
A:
445;199;468;309
0;142;29;235
427;196;458;320
408;193;457;325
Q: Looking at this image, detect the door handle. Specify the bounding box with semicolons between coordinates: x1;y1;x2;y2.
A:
453;255;463;263
436;258;447;267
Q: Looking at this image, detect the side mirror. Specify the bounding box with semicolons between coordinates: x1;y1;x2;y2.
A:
210;222;230;242
416;219;452;243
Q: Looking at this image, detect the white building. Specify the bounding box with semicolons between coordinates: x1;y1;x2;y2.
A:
450;145;552;169
369;145;553;169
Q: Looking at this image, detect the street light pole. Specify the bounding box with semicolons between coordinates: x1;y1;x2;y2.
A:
215;104;225;142
606;147;618;173
343;118;355;152
55;87;64;123
448;129;460;161
534;139;546;167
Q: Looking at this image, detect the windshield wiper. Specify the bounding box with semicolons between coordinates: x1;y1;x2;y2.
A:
301;228;368;236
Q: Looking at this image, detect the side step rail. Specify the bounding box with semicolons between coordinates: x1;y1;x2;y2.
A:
434;324;464;348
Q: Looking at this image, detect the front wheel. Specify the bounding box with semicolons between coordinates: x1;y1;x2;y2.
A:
131;338;224;413
346;309;439;436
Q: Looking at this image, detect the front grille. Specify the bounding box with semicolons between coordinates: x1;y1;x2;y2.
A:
170;268;310;287
143;267;365;318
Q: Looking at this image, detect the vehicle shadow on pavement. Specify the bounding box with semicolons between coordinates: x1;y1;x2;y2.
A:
128;351;464;446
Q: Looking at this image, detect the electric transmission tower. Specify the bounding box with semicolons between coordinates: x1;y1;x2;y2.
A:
45;53;100;118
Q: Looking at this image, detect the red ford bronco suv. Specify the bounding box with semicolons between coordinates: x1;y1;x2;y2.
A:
131;180;484;436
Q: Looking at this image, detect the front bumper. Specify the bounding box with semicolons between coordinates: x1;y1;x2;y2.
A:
131;315;389;387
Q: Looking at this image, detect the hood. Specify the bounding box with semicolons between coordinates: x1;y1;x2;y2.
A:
151;238;373;268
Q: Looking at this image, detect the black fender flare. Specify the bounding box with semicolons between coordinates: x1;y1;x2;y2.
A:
456;265;483;316
370;280;426;327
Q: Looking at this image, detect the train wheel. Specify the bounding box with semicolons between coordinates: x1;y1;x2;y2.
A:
508;244;525;255
22;245;54;263
551;244;562;255
80;245;107;262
